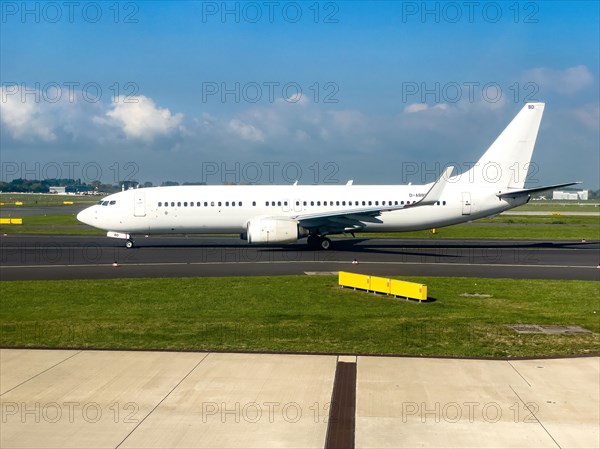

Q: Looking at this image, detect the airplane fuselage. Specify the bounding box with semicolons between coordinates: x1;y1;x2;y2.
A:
78;182;524;235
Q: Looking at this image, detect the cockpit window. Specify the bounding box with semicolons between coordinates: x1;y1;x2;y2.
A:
109;201;116;205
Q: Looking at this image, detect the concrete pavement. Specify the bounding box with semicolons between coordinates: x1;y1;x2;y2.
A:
1;349;598;449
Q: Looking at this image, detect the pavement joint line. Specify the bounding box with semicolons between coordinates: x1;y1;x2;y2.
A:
509;385;562;449
0;350;82;396
506;361;532;387
114;352;210;449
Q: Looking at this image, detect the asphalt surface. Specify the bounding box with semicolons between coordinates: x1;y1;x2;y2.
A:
1;234;598;281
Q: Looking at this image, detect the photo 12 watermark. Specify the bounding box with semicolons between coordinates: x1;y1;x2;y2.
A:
198;161;340;184
201;81;339;104
1;1;140;24
200;401;331;424
200;1;339;24
1;82;141;104
400;2;540;24
401;81;539;105
1;401;140;424
399;161;540;185
1;161;140;184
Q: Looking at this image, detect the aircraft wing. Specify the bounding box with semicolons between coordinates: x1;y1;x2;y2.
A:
496;182;581;199
293;167;453;232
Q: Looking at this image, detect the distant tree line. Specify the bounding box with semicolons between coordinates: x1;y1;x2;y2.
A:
1;179;124;194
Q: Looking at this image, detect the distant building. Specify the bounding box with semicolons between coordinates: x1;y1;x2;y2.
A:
553;190;588;201
49;186;66;194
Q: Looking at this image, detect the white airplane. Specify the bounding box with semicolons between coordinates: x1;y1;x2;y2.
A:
77;102;577;249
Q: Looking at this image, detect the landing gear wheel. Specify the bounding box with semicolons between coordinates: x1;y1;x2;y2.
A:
320;237;332;250
125;239;134;249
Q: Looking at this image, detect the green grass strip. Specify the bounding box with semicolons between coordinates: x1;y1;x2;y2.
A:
1;276;598;358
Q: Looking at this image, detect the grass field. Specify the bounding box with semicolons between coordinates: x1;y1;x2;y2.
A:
0;214;104;235
0;193;98;207
1;276;598;358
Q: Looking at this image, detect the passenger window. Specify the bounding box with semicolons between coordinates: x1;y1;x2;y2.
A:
443;201;446;205
218;202;222;206
253;201;256;206
158;202;162;207
310;201;314;206
295;201;299;206
303;201;307;206
184;202;188;207
278;201;282;206
284;201;288;206
362;201;366;206
239;202;242;206
197;202;201;207
204;202;208;207
226;202;229;206
317;201;321;206
177;202;181;207
211;202;214;206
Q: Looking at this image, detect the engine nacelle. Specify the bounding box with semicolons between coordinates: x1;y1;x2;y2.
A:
246;218;307;244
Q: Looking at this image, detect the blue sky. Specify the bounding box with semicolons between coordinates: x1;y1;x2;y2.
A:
1;1;598;187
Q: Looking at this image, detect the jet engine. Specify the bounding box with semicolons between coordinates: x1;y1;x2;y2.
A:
245;218;307;244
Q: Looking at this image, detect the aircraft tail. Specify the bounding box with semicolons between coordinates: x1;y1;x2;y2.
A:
465;102;545;189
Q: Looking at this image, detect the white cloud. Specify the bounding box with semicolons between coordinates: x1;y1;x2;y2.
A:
96;95;184;141
0;87;57;141
523;65;594;95
404;103;429;113
227;119;265;142
568;104;600;129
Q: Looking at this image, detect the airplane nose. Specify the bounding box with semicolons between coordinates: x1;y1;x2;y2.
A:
76;207;94;226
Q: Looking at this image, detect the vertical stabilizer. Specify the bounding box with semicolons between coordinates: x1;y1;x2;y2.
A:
466;102;544;189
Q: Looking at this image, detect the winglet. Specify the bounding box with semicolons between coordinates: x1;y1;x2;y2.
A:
414;166;454;206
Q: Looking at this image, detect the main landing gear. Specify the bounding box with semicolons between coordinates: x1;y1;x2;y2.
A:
307;235;332;250
125;239;134;248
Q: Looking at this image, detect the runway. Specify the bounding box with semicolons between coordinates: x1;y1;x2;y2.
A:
1;234;598;281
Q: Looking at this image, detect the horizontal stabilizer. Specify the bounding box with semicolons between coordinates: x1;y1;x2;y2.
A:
497;182;581;199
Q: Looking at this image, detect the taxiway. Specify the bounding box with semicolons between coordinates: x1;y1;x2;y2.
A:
1;235;598;281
